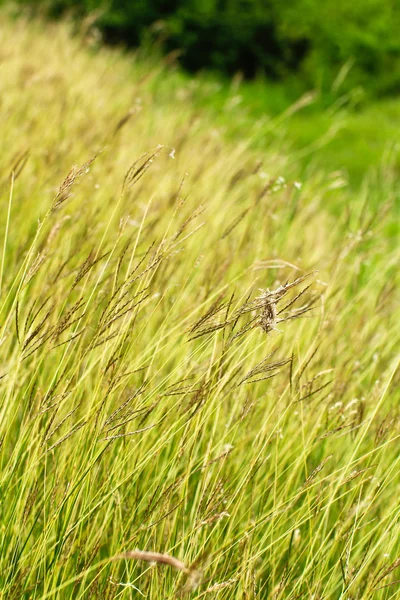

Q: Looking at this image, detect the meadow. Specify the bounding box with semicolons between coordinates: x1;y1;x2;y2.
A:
0;13;399;600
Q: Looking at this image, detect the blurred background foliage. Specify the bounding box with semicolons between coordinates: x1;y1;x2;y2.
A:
3;0;400;187
6;0;400;96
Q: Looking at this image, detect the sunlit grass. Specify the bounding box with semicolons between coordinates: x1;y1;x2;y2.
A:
0;13;399;600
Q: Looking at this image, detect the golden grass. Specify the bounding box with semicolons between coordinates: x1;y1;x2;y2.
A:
0;13;399;600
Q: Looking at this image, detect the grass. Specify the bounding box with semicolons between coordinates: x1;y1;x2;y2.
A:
125;52;400;188
0;13;399;600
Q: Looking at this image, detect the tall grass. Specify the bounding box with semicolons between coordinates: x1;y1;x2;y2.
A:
0;14;399;600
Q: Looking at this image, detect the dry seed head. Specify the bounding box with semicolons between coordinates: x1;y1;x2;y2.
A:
112;549;188;572
256;288;278;333
255;273;316;334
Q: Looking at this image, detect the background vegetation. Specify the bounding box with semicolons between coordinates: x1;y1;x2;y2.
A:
5;0;400;187
8;0;400;95
0;5;399;600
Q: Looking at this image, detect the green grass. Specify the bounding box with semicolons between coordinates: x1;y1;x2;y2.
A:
134;55;400;188
0;13;399;600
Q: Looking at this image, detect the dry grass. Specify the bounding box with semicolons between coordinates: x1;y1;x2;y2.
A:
0;12;399;600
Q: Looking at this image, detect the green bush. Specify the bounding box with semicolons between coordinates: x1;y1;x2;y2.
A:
7;0;400;94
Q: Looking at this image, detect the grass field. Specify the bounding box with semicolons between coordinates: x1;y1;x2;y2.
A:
0;14;400;600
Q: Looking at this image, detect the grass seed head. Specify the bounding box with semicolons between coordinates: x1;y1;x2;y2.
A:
256;288;278;333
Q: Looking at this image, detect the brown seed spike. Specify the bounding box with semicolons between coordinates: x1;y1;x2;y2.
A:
257;289;278;333
112;549;189;573
256;272;317;334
